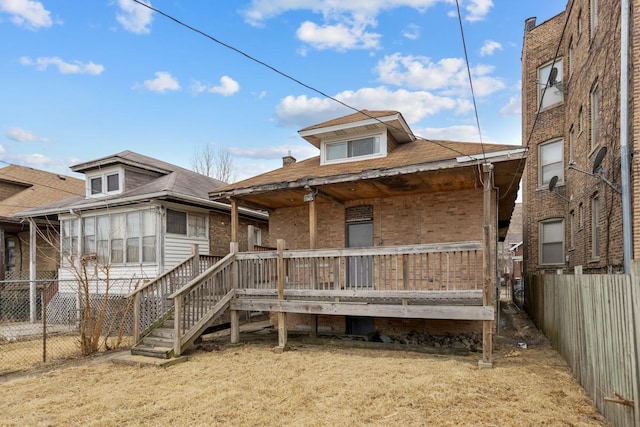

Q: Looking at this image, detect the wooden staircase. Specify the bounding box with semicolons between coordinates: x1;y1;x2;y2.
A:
129;252;236;359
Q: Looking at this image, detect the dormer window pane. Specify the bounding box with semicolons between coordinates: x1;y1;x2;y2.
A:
326;142;347;161
324;136;382;163
351;137;377;157
91;177;102;195
107;174;119;192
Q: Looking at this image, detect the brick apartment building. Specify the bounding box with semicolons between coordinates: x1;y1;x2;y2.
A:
521;0;639;274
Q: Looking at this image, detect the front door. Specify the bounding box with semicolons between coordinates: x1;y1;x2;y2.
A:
346;221;375;335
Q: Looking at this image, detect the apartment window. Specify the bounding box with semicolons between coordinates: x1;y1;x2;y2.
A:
253;227;262;246
569;210;575;250
5;237;16;272
578;203;584;229
166;209;206;238
578;107;584;132
569;126;575;163
590;0;598;37
87;168;123;198
592;194;600;258
540;219;565;265
591;84;599;149
322;134;384;164
538;60;563;109
577;10;582;38
539;139;564;186
568;38;573;77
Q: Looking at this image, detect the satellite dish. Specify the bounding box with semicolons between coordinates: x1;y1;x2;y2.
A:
548;175;559;192
548;67;558;85
592;146;607;174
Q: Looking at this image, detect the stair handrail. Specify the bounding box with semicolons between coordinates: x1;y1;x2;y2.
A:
168;252;236;356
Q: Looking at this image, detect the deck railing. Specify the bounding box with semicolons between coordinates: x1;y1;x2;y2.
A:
235;241;482;294
129;253;220;343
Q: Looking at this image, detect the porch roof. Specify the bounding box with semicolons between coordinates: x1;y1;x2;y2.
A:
210;139;526;240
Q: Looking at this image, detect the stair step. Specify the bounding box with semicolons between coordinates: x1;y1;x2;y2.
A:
131;345;173;359
149;327;174;339
143;336;173;347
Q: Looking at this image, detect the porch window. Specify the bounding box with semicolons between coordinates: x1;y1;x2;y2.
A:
539;139;563;186
540;219;564;265
61;218;79;260
322;134;384;164
5;237;16;272
538;60;563;110
166;209;187;235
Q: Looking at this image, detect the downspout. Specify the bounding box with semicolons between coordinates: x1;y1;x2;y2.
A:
620;0;633;273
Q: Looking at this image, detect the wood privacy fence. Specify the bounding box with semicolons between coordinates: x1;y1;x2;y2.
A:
525;262;640;427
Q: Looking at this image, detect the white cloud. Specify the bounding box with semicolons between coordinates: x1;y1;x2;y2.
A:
192;76;240;96
6;127;48;143
275;86;457;128
296;20;381;51
500;95;521;116
412;125;484;142
116;0;153;34
0;0;52;30
465;0;493;22
479;39;502;56
20;56;105;75
134;71;180;93
375;53;504;96
402;24;420;40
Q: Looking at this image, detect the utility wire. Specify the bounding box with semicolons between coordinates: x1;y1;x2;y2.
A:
455;0;486;162
131;0;499;161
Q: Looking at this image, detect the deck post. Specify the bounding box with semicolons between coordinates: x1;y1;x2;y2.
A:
276;239;288;348
230;198;239;244
230;241;240;344
174;297;183;357
133;292;140;343
191;243;200;279
247;225;255;251
480;163;494;369
309;196;319;330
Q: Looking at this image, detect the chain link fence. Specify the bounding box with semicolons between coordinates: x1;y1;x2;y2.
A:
0;276;136;375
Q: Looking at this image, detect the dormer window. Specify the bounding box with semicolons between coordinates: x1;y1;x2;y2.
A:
321;133;386;165
86;167;123;198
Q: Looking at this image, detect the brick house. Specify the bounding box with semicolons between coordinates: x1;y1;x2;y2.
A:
521;0;639;274
205;110;525;364
0;165;84;281
14;151;268;322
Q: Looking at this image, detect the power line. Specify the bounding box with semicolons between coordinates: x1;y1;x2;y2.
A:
131;0;498;162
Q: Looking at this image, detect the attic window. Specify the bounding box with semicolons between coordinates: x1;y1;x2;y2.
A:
321;133;385;165
86;167;123;198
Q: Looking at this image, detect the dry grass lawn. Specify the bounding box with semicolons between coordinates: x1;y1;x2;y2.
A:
1;339;608;426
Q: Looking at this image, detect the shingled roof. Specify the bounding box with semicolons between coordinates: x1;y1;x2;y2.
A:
0;165;84;219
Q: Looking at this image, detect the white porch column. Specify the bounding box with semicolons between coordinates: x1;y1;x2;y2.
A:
29;220;37;323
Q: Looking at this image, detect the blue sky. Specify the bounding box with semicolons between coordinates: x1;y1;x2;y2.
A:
0;0;566;182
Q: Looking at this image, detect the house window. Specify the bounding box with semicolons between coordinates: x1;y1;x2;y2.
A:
577;10;582;38
568;38;573;77
540;219;565;265
569;210;575;250
79;210;156;265
61;218;79;260
253;227;262;246
5;237;16;272
590;0;598;37
578;203;584;229
322;134;384;164
538;60;563;109
166;209;207;238
539;139;563;186
592;193;600;258
86;168;123;198
591;83;599;149
578;107;584;133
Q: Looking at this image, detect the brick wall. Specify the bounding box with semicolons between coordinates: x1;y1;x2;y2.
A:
522;0;631;274
207;211;269;255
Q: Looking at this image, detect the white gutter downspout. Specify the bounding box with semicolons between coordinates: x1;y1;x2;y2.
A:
620;0;633;273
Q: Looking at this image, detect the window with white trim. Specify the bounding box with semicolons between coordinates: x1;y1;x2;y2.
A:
86;167;123;198
590;0;598;37
538;60;563;109
569;210;575;250
321;133;385;165
166;209;207;238
569;126;575;163
253;227;262;246
5;237;16;272
539;139;564;186
540;219;565;265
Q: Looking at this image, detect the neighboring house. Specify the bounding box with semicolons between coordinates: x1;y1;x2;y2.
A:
498;203;523;287
521;1;639;274
0;165;84;281
202;110;525;365
14;151;268;321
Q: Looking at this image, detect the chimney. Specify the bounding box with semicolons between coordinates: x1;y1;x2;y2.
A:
525;17;537;33
282;150;296;167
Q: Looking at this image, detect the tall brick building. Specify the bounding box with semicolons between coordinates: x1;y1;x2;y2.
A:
522;0;639;274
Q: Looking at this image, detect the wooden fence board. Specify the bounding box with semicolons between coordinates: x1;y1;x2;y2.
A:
525;265;639;427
